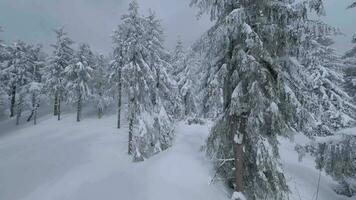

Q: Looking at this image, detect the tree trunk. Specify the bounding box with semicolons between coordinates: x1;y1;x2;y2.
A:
234;112;248;193
27;111;34;122
128;98;134;155
27;93;36;122
34;103;38;125
117;78;122;128
77;94;82;122
16;100;21;125
54;93;58;116
10;85;16;118
57;93;61;121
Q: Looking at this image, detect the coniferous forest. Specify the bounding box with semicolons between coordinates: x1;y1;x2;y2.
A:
0;1;355;200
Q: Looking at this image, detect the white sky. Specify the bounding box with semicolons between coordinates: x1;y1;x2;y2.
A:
0;0;355;54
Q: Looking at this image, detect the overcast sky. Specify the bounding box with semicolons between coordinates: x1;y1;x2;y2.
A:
0;0;355;54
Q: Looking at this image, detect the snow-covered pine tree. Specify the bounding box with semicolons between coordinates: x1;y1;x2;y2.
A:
300;33;356;135
111;25;125;129
344;34;356;103
65;43;94;122
25;44;45;125
145;10;180;120
45;27;74;121
171;39;197;119
0;26;9;119
190;34;224;119
171;38;185;74
93;54;110;119
295;5;356;197
190;0;336;199
113;0;174;161
4;41;35;125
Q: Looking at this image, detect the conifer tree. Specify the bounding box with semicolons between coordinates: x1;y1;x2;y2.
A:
4;41;35;125
65;43;93;122
0;27;9;119
25;44;45;125
190;0;337;199
171;39;197;118
113;0;174;160
45;27;74;121
93;54;109;119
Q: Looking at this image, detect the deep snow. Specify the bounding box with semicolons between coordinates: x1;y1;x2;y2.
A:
0;114;228;200
0;114;353;200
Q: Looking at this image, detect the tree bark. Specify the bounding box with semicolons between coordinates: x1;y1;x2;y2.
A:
57;93;61;121
27;93;36;122
54;93;58;116
128;98;135;155
16;100;21;125
10;85;16;118
117;73;122;128
34;103;38;125
76;93;82;122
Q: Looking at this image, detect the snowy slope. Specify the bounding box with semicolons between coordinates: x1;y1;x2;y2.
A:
0;114;353;200
0;114;228;200
279;134;353;200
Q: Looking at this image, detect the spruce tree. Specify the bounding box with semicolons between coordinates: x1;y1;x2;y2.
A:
0;27;9;119
93;54;109;119
171;39;197;118
190;0;336;199
65;43;94;122
4;41;34;125
45;27;74;121
113;0;174;161
25;44;45;125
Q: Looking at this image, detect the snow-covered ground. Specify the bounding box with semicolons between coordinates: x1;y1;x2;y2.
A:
0;114;353;200
280;133;353;200
0;114;228;200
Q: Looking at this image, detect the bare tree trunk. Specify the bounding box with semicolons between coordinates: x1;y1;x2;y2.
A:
76;93;82;122
54;93;58;116
10;85;16;118
57;93;61;121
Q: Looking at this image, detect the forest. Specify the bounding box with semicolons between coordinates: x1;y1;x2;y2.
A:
0;0;355;200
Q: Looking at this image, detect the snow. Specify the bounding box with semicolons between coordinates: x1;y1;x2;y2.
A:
0;113;354;200
0;114;229;200
231;192;246;200
279;134;353;200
